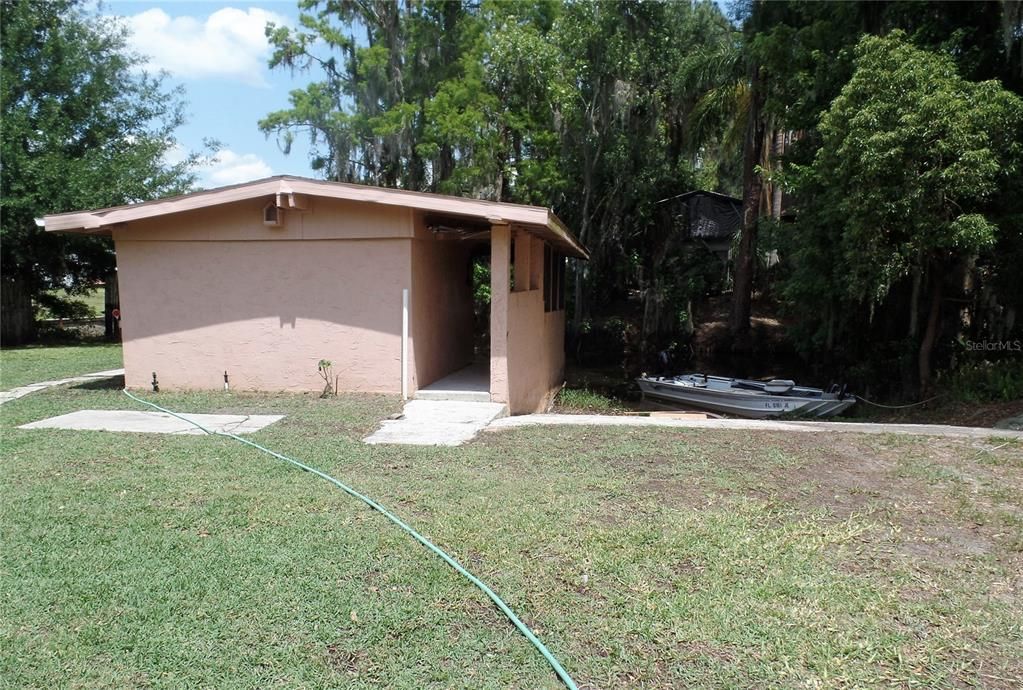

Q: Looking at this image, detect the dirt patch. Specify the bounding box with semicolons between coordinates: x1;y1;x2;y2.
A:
676;639;740;664
442;595;512;642
691;294;792;356
765;437;928;512
325;644;369;675
633;478;715;510
620;431;1023;575
753;435;1022;567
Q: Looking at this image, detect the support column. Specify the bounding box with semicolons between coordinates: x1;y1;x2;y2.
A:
530;234;543;290
490;222;510;404
513;231;531;292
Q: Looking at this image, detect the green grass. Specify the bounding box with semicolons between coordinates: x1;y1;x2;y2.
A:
37;288;106;320
555;387;625;413
2;385;1022;688
0;342;123;389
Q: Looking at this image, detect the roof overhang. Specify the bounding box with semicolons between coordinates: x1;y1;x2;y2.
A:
42;175;589;259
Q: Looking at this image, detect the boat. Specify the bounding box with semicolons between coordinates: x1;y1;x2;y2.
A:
636;373;856;419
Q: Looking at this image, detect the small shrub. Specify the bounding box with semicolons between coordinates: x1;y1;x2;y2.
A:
317;359;338;398
944;359;1023;403
35;294;96;320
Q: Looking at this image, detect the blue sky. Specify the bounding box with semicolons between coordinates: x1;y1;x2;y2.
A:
103;1;319;187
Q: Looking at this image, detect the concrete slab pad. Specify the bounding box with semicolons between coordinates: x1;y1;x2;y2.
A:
18;409;283;435
365;399;507;446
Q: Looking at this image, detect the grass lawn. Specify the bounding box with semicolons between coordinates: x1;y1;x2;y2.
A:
0;342;123;390
2;384;1021;689
37;288;106;320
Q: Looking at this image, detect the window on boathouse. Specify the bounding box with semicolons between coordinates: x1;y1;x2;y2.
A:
544;245;566;313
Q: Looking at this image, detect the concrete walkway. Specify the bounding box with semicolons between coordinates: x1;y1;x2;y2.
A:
488;413;1023;440
18;409;283;435
0;368;125;406
364;399;507;446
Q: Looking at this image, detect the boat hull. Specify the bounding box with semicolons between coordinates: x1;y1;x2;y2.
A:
637;376;855;419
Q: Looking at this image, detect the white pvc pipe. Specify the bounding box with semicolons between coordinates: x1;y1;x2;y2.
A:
401;288;409;400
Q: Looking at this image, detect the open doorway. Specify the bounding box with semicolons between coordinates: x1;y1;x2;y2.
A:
470;249;491;362
411;238;492;402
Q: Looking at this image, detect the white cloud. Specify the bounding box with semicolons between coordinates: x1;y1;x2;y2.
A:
162;143;188;167
123;7;287;86
206;149;273;186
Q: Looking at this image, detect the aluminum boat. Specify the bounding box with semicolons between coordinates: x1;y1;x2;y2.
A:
637;373;855;419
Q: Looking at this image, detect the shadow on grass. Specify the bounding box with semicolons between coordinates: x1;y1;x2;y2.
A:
71;375;125;391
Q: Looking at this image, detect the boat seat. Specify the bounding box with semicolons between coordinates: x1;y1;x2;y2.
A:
764;379;795;394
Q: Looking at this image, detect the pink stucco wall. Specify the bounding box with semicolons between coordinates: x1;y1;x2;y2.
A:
114;198;412;392
409;217;474;390
503;232;566;414
505;289;566;414
110;195;569;406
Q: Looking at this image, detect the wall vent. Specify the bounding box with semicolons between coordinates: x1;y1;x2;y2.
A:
263;201;284;228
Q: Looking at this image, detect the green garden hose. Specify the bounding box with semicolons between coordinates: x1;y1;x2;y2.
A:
122;389;578;689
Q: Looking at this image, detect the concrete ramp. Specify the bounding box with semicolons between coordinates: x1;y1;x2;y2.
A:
364;399;507;446
18;410;283;435
413;364;490;403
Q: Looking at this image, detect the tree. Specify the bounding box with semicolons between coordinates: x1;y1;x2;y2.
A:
686;0;790;349
787;32;1023;391
727;56;766;350
261;0;482;190
722;1;1022;385
546;0;736;337
1;0;197;344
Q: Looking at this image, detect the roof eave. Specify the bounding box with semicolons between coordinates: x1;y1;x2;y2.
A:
40;177;588;259
545;212;589;260
42;179;286;233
